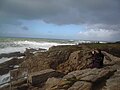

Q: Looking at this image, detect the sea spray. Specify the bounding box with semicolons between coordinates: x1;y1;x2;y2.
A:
0;38;75;54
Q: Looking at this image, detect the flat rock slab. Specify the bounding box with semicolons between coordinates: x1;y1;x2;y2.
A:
64;68;116;83
28;69;64;85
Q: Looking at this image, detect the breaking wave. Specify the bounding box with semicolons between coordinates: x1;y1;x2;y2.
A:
0;40;74;54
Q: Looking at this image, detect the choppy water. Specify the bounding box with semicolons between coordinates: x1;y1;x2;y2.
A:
0;37;76;64
0;73;10;87
0;37;75;54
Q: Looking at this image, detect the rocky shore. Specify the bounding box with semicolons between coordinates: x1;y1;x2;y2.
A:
0;44;120;90
0;48;46;76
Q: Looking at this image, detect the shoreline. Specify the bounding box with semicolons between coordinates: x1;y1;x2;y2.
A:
0;43;120;90
0;48;47;86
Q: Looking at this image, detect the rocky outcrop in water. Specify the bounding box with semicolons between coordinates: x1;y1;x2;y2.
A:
0;52;25;59
0;57;24;75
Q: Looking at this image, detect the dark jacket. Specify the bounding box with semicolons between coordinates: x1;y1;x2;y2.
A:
92;52;104;68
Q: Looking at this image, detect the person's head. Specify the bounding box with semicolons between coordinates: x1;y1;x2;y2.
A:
91;50;97;56
92;51;95;54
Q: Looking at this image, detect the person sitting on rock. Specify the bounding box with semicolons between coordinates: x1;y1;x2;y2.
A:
91;49;104;68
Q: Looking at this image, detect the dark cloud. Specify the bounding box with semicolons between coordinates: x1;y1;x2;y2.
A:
0;0;120;40
0;0;120;25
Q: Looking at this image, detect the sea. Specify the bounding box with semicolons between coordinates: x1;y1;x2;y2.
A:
0;37;76;54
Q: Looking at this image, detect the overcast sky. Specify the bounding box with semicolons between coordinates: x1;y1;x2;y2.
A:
0;0;120;41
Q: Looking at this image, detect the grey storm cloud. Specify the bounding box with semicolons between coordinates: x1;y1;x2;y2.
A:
0;0;120;25
0;0;120;40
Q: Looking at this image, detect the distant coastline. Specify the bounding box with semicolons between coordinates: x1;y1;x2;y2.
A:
0;36;111;43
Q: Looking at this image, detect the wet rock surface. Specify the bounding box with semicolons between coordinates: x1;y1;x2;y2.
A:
0;52;25;59
0;48;46;75
0;57;24;75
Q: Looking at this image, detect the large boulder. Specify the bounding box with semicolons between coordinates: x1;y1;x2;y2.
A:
28;69;64;85
103;51;120;65
57;50;92;74
63;68;116;83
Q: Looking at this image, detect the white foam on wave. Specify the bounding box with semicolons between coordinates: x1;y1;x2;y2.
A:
0;57;13;64
0;72;10;87
0;40;74;54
